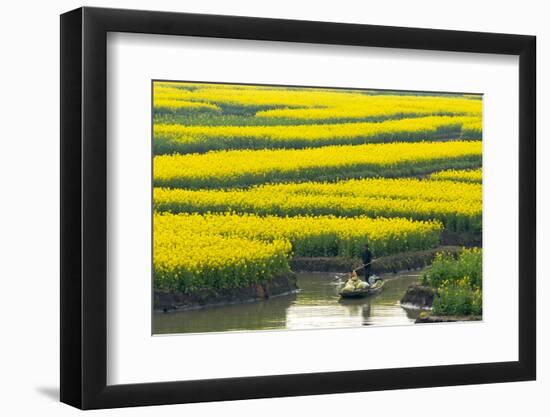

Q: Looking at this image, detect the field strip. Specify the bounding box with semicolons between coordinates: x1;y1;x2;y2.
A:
154;82;481;114
254;100;480;121
153;140;482;188
154;183;481;232
154;231;291;292
430;168;482;183
155;212;441;258
154;212;441;292
253;176;481;203
154;115;481;153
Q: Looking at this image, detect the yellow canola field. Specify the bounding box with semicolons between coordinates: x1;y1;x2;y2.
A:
255;97;480;119
153;212;442;291
156;212;442;257
154;181;481;232
154;116;481;153
154;227;291;292
153;140;482;188
430;168;482;183
151;81;484;294
154;99;222;114
258;176;481;203
153;82;481;118
153;85;193;100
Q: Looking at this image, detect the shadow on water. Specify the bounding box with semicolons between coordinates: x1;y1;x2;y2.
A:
153;269;424;335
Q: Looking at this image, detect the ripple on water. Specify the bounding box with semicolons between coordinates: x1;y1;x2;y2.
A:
153;269;425;334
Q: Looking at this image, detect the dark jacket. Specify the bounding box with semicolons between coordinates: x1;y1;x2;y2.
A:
362;248;373;266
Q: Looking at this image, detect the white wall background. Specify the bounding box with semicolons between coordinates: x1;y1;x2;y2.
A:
0;0;545;415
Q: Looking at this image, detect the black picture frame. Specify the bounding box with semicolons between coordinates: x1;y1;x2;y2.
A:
60;6;536;410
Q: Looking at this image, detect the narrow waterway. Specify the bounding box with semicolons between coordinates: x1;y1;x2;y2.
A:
153;269;424;335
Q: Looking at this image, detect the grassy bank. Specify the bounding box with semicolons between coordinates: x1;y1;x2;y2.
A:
290;245;463;273
421;247;482;316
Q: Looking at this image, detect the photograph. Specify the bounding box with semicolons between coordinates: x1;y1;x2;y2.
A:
152;81;483;334
0;0;543;413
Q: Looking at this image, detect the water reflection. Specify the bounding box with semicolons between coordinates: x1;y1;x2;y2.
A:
285;271;421;329
153;270;423;335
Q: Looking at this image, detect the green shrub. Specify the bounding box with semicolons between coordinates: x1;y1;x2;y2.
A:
422;247;482;289
432;277;482;316
423;248;482;316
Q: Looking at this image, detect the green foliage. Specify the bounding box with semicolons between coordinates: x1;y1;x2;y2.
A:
422;248;482;316
432;277;482;316
422;247;482;289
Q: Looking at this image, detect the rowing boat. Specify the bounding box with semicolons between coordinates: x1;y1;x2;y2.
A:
339;279;385;299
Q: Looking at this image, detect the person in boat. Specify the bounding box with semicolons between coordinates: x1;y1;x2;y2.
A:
362;243;373;282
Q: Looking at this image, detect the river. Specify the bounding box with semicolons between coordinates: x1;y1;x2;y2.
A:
153;269;424;335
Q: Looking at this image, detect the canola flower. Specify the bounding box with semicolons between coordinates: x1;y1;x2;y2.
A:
432;282;482;316
154;85;193;100
258;177;481;203
430;168;482;183
151;81;484;294
154;99;222;114
422;247;483;289
255;97;481;120
154;228;292;293
154;83;335;108
153;115;481;154
460;118;483;139
153;140;482;189
155;212;442;258
153;82;481;117
422;248;483;316
154;181;481;232
153;212;442;291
